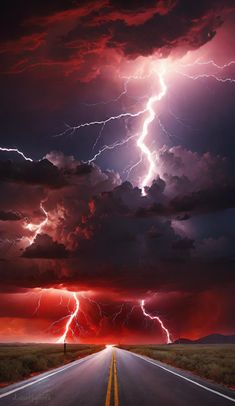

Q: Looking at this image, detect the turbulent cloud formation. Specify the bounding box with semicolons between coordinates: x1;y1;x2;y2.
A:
1;1;235;78
0;211;23;221
22;234;69;259
0;1;234;342
0;149;234;297
0;159;66;188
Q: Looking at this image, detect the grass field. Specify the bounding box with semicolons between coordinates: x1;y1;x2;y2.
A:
119;344;235;387
0;343;104;385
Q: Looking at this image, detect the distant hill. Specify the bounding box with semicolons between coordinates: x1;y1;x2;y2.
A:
174;338;193;344
174;333;235;344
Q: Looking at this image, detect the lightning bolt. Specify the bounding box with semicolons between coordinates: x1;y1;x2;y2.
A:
87;133;138;163
112;303;125;324
24;201;49;244
178;59;235;83
122;304;139;327
84;77;130;107
179;71;235;83
137;64;167;193
56;62;168;192
0;146;33;161
2;58;235;195
31;290;102;341
140;299;172;344
123;154;143;180
33;292;43;316
55;109;146;138
57;293;80;343
83;294;103;316
180;59;235;70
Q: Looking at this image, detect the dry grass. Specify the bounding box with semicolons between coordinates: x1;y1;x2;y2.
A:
0;343;104;384
119;344;235;387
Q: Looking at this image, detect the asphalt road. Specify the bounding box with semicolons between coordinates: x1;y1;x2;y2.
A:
0;347;235;406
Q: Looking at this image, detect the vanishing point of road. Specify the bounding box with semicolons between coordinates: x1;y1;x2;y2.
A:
0;346;234;405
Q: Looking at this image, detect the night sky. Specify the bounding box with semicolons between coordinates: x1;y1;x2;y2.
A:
0;0;235;344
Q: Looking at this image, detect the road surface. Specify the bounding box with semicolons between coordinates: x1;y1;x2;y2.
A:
0;347;235;405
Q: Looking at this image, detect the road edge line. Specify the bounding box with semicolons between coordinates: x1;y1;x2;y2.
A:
0;351;101;399
128;351;235;403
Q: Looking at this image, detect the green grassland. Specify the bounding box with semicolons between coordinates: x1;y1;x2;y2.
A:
0;343;104;384
118;344;235;387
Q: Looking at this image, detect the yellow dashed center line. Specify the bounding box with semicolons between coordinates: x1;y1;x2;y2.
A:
105;350;119;406
113;351;119;406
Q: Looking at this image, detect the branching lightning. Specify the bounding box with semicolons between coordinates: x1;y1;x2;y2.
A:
33;292;43;316
112;303;125;324
178;59;235;83
137;64;167;193
4;56;235;344
24;201;49;244
80;58;235;193
0;146;33;161
87;133;138;163
55;109;146;138
57;293;80;343
42;291;105;342
56;62;169;192
31;289;173;344
123;153;143;180
2;58;235;197
140;299;172;344
178;71;235;83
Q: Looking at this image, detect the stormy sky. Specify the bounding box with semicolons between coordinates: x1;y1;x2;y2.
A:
0;0;235;343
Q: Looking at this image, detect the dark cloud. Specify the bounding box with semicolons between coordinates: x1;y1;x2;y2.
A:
75;163;93;176
0;210;23;221
172;237;194;250
0;159;66;188
1;1;234;77
22;233;68;258
109;0;160;11
0;0;82;40
138;182;235;218
170;184;235;215
0;149;233;296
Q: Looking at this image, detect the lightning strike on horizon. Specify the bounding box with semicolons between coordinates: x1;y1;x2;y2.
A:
57;293;80;343
140;299;172;344
42;292;103;340
0;146;33;161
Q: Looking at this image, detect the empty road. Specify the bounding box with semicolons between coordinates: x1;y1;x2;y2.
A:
0;347;235;405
